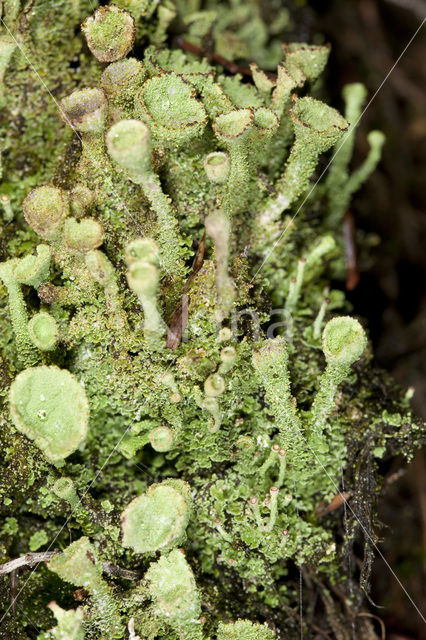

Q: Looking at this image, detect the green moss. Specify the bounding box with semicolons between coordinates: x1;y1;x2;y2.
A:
0;2;422;639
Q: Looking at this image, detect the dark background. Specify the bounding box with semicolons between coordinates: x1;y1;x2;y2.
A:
307;1;426;637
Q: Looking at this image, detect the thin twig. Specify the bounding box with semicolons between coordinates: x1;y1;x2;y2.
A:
0;551;141;580
343;212;360;291
316;491;352;517
166;232;206;349
0;551;58;575
357;612;386;640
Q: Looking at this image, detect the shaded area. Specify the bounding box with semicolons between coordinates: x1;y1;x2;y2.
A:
309;1;426;637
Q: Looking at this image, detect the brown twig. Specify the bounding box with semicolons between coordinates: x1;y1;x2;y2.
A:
357;612;386;640
316;491;352;517
173;35;253;76
343;211;360;291
166;233;206;349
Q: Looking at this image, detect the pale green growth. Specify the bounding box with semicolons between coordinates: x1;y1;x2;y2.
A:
347;130;385;191
217;326;232;342
214;518;232;542
270;42;329;121
267;486;279;531
60;88;108;173
69;184;96;218
259;445;286;489
277;448;287;487
2;0;21;26
22;185;69;240
85;250;128;332
205;209;235;318
101;57;145;99
313;296;330;340
52;477;80;511
14;244;51;288
29;530;48;551
0;35;16;106
60;88;107;135
308;317;367;448
281;529;289;550
217;619;277;640
121;479;191;553
124;237;159;265
48;537;124;638
106;119;151;176
113;0;156;20
47;602;85;640
200;394;221;433
271;62;302;117
282;493;292;507
218;345;237;374
250;63;276;101
256;98;347;249
0;259;40;366
204;373;226;397
284;43;330;84
153;1;177;45
253;107;279;140
9;366;89;463
0;2;405;632
305;235;336;273
149;425;174;452
126;259;166;343
82;5;135;63
101;58;145;119
203;152;230;184
1;193;13;221
328;130;385;225
326;84;367;194
28;312;59;352
259;443;280;476
158;371;181;401
107;120;184;276
136;73;207;146
278;97;348;199
253;338;303;454
326;83;385;224
213;108;253;215
146;549;202;631
281;236;335;308
196;75;234;119
63;218;105;253
285;258;306;312
248;497;263;529
322;316;367;368
118;433;149;458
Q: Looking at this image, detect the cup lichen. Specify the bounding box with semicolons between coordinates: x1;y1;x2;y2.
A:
0;2;422;639
9;366;89;463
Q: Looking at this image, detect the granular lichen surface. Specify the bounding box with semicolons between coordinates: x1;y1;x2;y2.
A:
0;2;423;639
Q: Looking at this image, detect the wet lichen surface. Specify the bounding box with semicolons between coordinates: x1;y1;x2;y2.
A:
0;2;424;639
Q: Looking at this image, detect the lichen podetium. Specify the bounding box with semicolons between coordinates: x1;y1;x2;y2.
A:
0;2;423;639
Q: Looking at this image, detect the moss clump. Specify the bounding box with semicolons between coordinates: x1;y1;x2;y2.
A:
0;2;423;639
